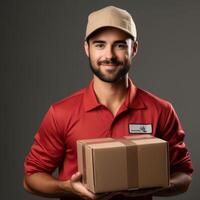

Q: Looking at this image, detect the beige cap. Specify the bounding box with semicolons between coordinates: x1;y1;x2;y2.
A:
85;6;137;41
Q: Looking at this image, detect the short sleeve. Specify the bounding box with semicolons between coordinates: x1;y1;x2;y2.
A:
24;106;65;175
159;103;193;175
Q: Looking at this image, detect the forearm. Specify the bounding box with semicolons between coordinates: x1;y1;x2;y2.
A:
23;172;74;198
154;172;192;196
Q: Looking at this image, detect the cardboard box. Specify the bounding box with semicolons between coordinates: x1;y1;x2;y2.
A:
77;135;169;193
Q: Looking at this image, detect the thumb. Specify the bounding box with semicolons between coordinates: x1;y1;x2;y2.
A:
71;171;82;182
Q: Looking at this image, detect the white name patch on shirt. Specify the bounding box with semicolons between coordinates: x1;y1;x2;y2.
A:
129;124;152;134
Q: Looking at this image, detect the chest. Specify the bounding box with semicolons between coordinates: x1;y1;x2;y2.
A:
64;108;160;153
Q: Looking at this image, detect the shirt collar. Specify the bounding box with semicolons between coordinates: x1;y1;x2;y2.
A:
83;80;101;112
83;79;146;112
125;79;146;110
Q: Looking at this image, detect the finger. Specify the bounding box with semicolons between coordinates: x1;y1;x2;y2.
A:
70;172;95;199
79;187;96;200
71;172;82;182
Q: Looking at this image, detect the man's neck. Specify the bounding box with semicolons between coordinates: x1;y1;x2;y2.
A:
93;75;129;116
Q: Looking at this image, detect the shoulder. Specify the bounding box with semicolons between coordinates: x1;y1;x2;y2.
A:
137;88;173;112
45;87;87;133
51;87;86;112
137;88;182;133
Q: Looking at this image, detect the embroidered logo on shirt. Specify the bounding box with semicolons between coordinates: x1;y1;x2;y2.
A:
129;124;152;134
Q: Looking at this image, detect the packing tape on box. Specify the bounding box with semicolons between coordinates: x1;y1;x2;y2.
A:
116;138;138;189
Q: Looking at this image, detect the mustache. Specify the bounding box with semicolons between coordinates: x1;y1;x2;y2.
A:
97;59;123;66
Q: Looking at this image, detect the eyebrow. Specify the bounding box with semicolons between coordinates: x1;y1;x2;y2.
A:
91;40;127;44
92;40;105;44
114;40;127;44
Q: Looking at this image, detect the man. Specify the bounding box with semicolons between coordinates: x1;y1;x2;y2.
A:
23;6;193;200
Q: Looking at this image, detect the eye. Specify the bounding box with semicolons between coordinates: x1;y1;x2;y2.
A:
115;43;127;50
95;43;105;49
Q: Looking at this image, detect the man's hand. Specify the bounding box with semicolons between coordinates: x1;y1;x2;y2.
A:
69;172;96;199
67;172;113;200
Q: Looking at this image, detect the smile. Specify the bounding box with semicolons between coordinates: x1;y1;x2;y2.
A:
102;64;118;71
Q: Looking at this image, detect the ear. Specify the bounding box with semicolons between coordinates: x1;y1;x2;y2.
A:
131;41;138;58
84;41;89;57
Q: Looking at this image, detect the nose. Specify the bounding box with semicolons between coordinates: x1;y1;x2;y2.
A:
105;45;115;59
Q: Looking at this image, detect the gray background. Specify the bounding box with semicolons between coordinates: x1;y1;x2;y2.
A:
1;0;199;199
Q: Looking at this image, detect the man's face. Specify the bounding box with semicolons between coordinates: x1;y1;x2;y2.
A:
85;27;137;83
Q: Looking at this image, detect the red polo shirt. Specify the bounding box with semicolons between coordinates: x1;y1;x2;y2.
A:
24;79;193;199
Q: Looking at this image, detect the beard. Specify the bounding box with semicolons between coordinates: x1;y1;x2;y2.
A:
89;57;131;83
